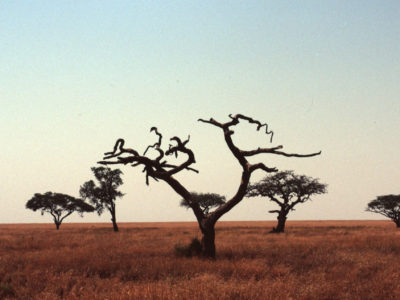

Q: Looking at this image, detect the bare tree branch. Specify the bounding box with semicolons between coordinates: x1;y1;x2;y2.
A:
104;139;139;159
198;118;224;128
98;128;197;188
59;211;73;224
241;146;283;156
242;146;321;158
249;163;278;173
199;114;273;142
164;136;196;176
268;150;322;158
162;163;199;173
228;114;274;142
198;114;322;226
143;127;163;156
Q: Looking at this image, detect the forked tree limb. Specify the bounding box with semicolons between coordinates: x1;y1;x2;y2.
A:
199;115;321;158
199;114;274;142
143;127;163;156
268;196;283;207
104;139;139;159
198;114;321;224
249;163;277;173
228;114;274;141
197;118;223;128
98;130;197;186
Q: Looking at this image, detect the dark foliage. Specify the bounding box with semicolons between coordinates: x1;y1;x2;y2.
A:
80;167;124;231
26;192;95;229
247;170;327;233
180;192;226;214
174;238;202;257
366;194;400;227
0;284;15;298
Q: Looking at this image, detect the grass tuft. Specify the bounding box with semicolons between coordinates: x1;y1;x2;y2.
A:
0;283;15;298
174;237;202;257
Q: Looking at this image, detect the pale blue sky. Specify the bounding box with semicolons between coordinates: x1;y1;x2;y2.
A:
1;1;399;223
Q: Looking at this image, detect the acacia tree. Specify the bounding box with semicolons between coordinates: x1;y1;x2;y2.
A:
26;192;95;230
180;192;226;215
98;114;321;258
366;194;400;227
80;167;124;232
247;170;327;233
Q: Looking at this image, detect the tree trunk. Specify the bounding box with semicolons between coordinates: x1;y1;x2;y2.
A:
55;222;60;230
111;211;119;232
201;225;216;259
272;212;287;233
395;220;400;228
112;219;119;232
162;175;214;257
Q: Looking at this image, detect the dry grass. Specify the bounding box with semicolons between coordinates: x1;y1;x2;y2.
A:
1;220;400;299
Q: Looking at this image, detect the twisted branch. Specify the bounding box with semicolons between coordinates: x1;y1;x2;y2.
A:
249;163;278;173
229;114;274;142
198;113;321;224
199;114;321;159
143;127;163;156
199;113;274;142
103;139;139;159
98;128;197;185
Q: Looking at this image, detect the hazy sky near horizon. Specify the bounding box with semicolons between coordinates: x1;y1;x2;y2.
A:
1;1;399;224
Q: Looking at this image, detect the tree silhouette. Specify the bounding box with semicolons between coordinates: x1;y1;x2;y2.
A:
26;192;95;230
98;114;321;258
180;192;226;215
247;170;327;233
366;194;400;227
80;167;124;232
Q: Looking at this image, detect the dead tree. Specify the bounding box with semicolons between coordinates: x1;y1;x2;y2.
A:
98;114;321;258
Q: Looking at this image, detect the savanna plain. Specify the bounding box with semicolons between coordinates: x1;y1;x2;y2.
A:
1;220;400;299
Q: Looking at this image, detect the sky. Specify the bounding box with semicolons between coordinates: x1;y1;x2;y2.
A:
1;1;399;224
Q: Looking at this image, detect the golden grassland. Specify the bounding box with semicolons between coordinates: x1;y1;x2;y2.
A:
1;220;400;299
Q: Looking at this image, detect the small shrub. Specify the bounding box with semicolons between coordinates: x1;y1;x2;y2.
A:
0;283;15;298
174;238;202;257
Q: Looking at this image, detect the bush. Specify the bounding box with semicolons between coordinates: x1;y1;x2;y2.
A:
0;283;15;298
174;238;202;257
